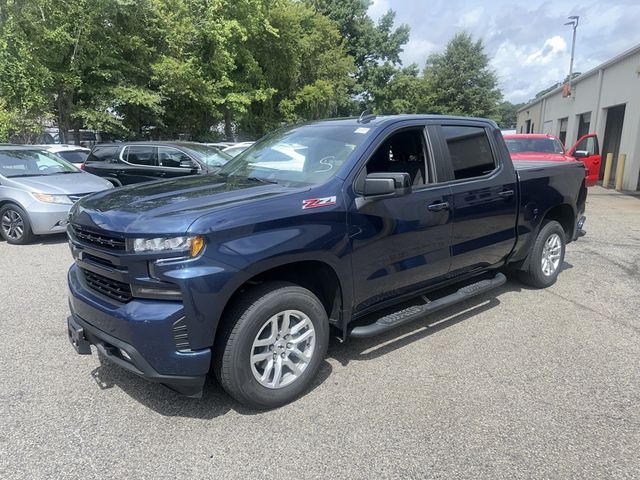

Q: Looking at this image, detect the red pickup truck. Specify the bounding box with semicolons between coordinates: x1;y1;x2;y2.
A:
503;133;600;186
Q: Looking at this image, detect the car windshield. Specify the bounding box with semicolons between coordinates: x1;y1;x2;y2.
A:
218;124;371;186
505;137;565;154
0;150;80;177
184;144;232;167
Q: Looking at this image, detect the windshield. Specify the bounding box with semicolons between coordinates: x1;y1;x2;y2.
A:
218;124;370;186
0;150;80;177
505;137;565;154
184;144;232;167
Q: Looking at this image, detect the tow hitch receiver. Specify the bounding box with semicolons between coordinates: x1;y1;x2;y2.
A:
67;316;92;355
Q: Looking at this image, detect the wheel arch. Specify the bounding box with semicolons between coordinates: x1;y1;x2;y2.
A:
213;259;347;347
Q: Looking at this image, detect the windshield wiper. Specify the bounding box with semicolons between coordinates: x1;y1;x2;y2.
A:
5;173;41;178
246;176;278;184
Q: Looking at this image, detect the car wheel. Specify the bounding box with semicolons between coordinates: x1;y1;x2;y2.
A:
0;204;35;245
519;220;566;288
107;178;122;188
214;281;329;409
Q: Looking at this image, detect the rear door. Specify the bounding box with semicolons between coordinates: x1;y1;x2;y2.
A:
568;133;600;186
120;145;158;184
83;145;121;181
436;123;518;276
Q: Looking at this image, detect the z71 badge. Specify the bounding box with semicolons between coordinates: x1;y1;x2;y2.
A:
302;196;337;209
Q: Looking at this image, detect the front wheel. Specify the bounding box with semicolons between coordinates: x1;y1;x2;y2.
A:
519;220;566;288
0;204;35;245
213;282;329;409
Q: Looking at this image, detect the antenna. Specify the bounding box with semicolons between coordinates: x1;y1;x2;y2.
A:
358;109;376;124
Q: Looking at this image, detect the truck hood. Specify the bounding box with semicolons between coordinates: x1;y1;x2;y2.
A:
72;174;306;234
8;172;112;194
509;152;573;162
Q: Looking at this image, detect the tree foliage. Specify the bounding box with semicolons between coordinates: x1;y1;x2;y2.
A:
423;32;502;119
0;2;510;142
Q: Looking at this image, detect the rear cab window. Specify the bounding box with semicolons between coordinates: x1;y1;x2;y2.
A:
441;125;497;180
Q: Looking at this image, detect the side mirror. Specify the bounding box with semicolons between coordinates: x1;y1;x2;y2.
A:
179;159;196;168
363;172;412;197
573;150;590;158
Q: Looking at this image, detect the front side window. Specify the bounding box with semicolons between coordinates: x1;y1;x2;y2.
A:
126;146;156;166
0;150;79;177
219;124;371;186
365;129;428;186
575;136;598;156
157;147;194;168
443;126;496;180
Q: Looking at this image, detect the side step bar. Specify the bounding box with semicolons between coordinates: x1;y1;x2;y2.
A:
350;272;507;338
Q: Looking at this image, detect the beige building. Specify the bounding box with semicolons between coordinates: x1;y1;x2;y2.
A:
516;43;640;192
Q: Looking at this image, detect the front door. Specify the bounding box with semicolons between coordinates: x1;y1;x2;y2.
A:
347;126;453;313
568;134;601;186
437;124;518;276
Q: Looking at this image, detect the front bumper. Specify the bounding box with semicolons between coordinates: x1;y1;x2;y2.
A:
67;314;206;397
28;203;72;235
67;265;211;397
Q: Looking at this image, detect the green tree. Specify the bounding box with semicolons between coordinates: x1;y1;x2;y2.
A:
307;0;410;112
495;101;524;129
0;0;164;142
423;32;501;118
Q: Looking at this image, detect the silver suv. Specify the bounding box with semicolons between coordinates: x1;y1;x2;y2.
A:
0;146;112;244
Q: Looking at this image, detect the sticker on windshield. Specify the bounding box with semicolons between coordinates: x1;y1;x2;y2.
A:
354;127;370;134
302;196;337;210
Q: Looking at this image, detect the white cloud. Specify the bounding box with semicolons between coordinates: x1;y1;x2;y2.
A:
368;0;391;21
456;6;485;29
526;36;567;65
401;38;438;67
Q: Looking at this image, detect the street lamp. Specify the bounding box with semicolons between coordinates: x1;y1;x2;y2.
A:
564;15;579;98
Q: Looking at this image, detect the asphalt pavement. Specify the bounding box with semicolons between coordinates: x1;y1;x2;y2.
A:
1;186;639;479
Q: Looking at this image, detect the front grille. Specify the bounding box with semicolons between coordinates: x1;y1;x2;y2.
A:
68;193;90;203
81;268;132;302
71;224;126;250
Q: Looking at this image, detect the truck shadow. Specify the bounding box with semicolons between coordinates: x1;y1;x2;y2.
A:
88;268;571;418
90;355;333;419
327;276;536;367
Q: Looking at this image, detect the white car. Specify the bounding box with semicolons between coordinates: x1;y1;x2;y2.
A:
35;144;91;166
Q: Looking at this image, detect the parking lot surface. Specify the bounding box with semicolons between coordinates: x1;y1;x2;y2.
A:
1;187;639;479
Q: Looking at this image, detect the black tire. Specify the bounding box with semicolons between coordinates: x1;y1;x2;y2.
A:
106;178;123;188
213;281;329;409
519;220;566;288
0;203;35;245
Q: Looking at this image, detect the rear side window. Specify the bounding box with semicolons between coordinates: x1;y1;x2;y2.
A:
125;146;156;166
87;146;118;162
442;126;496;180
57;151;89;164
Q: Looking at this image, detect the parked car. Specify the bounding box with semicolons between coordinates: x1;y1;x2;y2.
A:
0;146;112;244
222;142;254;157
503;133;601;186
36;144;91;166
66;115;587;409
82;142;232;187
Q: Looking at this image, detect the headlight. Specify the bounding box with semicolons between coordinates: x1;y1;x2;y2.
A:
130;235;205;257
32;193;73;205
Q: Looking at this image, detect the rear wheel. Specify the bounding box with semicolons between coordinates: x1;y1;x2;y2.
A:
0;204;35;245
214;282;329;409
519;220;566;288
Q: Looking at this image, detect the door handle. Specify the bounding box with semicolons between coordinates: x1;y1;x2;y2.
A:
498;190;514;199
427;201;449;212
157;172;166;177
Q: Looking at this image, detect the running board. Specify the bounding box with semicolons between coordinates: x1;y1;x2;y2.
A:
349;273;507;338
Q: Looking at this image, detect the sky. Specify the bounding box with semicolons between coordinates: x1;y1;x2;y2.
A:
367;0;640;104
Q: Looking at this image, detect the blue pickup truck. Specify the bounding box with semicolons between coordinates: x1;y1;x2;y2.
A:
67;114;587;409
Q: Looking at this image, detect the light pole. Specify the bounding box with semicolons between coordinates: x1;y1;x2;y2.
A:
564;15;579;97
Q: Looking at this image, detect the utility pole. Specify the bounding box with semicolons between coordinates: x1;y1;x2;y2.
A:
564;15;579;97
